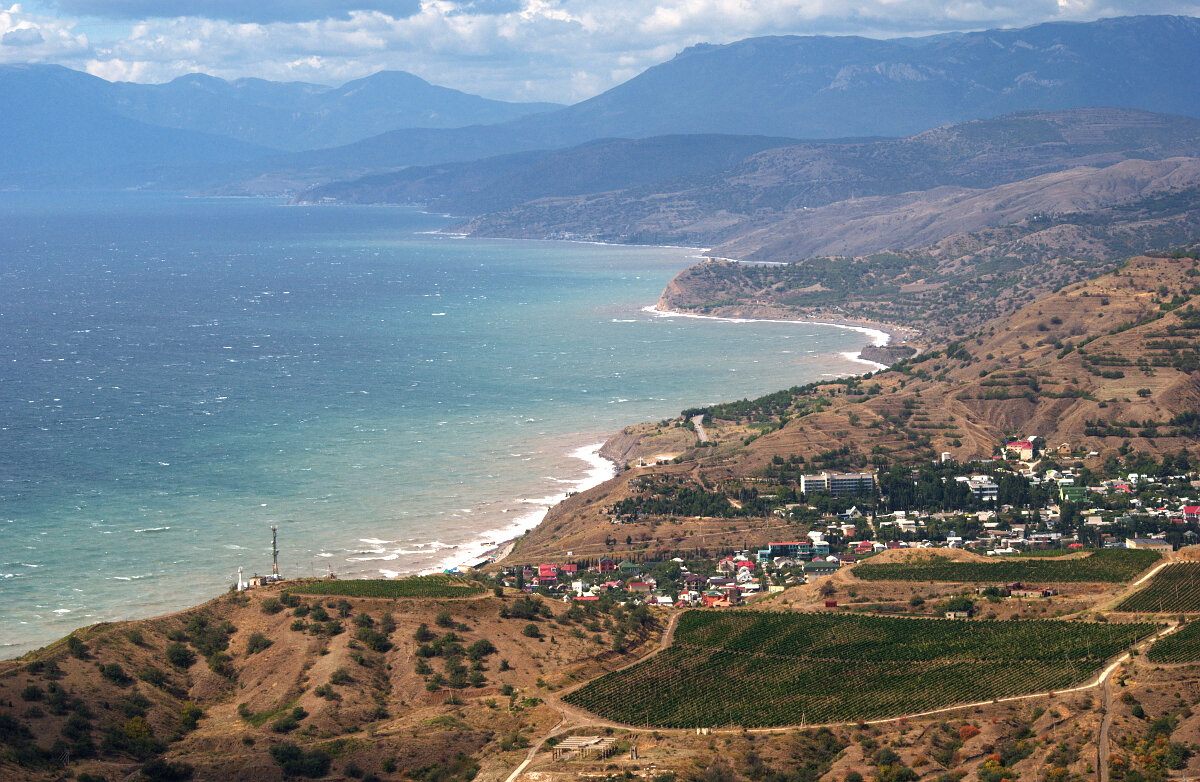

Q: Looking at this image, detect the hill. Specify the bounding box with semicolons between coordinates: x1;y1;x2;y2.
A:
0;578;660;781
508;251;1200;565
223;16;1200;193
293;134;802;213
454;108;1200;247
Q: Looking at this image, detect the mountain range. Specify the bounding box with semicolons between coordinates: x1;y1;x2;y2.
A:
5;15;1200;190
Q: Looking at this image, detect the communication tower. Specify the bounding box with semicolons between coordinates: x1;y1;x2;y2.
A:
271;525;279;578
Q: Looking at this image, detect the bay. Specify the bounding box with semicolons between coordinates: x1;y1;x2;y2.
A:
0;193;874;658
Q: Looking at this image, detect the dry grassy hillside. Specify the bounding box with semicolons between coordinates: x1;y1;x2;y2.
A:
513;252;1200;565
0;582;661;781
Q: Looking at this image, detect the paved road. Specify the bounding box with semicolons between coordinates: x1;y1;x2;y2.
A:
692;415;709;443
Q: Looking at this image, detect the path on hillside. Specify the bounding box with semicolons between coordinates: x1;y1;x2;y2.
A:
692;415;709;443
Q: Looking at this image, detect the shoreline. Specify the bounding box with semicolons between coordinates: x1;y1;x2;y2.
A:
641;304;897;365
432;441;619;575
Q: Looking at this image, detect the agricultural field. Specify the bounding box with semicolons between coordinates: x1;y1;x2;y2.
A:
563;611;1155;728
287;575;486;599
1116;563;1200;613
852;549;1160;584
1148;621;1200;662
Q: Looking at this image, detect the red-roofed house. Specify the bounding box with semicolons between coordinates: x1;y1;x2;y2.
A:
560;564;578;576
1184;505;1200;522
538;564;557;584
1006;440;1035;461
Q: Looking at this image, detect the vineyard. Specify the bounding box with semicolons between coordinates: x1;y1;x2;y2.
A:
287;575;485;599
1148;622;1200;662
563;611;1155;728
1116;563;1200;612
852;549;1160;583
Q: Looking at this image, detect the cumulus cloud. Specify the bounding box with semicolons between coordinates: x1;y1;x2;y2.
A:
20;0;1200;101
0;4;88;61
49;0;421;24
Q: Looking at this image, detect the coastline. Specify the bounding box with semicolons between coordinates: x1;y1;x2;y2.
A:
434;441;619;574
641;304;898;369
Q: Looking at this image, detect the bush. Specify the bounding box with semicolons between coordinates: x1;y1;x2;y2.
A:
435;610;455;628
165;643;195;668
140;758;194;781
467;639;497;660
260;598;283;615
414;623;436;642
271;706;308;734
20;685;43;702
269;741;331;778
379;613;396;634
522;623;541;638
67;635;88;658
169;702;200;735
101;663;130;685
330;668;352;685
245;632;273;655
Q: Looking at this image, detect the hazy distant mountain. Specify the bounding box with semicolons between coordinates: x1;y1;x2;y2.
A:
392;108;1200;247
0;64;561;162
294;135;802;215
529;14;1200;140
259;14;1200;182
0;65;274;180
106;69;562;151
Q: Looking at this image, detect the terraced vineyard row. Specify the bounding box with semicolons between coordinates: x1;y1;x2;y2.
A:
1148;622;1200;662
288;575;485;599
852;549;1160;583
564;612;1155;728
1116;563;1200;612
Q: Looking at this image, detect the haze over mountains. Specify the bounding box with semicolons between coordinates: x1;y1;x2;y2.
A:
5;14;1200;192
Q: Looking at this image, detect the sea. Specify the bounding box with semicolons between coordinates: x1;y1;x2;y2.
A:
0;192;881;658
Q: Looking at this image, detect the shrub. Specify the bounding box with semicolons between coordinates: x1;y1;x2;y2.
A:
269;742;331;778
435;610;455;628
140;758;195;781
101;663;130;685
468;639;497;660
165;643;195;668
67;635;88;658
379;613;396;634
330;668;352;685
245;632;273;655
414;623;436;642
20;685;44;702
179;702;204;731
260;598;283;615
522;623;541;638
271;707;308;734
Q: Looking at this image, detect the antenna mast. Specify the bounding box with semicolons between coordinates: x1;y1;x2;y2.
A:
271;525;279;578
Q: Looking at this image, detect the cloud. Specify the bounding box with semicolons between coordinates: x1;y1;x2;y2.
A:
21;0;1200;102
0;5;88;61
2;25;43;44
49;0;422;24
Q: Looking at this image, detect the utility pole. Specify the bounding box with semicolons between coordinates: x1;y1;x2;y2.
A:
271;525;279;578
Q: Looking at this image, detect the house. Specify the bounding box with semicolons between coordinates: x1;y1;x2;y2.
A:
1126;537;1172;552
1005;440;1036;461
560;564;578;577
538;564;558;584
1183;505;1200;522
598;558;616;573
626;581;651;593
802;561;839;578
716;557;737;574
618;560;640;574
945;610;971;620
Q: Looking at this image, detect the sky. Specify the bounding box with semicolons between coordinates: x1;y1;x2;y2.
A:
3;1;1200;103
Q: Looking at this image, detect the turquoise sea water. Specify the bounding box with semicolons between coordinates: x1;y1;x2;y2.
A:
0;193;875;658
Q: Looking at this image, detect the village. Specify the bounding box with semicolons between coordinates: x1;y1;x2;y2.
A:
491;436;1200;612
